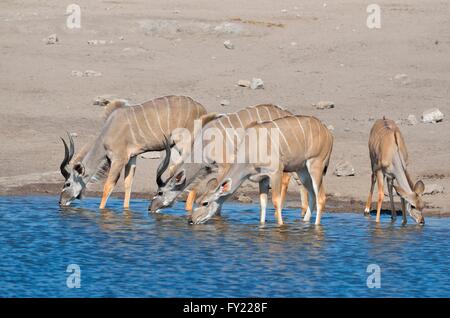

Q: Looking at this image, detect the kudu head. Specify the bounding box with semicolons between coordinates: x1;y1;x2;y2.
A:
148;137;185;212
59;133;85;206
395;180;425;224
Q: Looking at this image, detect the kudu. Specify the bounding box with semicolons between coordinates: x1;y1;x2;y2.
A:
59;95;207;209
150;104;310;223
190;115;334;225
365;117;425;224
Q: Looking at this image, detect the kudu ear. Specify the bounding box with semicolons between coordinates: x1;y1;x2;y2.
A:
219;178;232;196
414;180;425;195
73;163;85;176
174;170;186;185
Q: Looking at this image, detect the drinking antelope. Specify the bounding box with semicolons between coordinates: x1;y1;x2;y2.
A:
59;95;208;209
365;117;425;224
190;115;334;225
149;104;309;222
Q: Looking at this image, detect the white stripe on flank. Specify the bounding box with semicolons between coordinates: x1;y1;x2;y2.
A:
295;117;307;150
255;107;262;122
140;104;159;141
308;118;313;154
289;118;302;150
264;106;273;121
272;120;291;154
164;96;170;132
153;100;165;134
184;98;192;129
125;111;138;144
217;117;234;147
245;109;254;123
235;113;244;129
315;119;320;152
131;107;147;141
176;97;182;129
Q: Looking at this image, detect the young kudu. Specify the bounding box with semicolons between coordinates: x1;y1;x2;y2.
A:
59;95;207;209
149;104;309;222
365;118;425;224
190;115;333;225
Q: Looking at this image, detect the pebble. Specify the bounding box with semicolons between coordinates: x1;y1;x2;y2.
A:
407;114;418;125
45;34;58;45
422;108;444;123
334;161;355;177
250;78;264;90
313;101;335;110
220;99;230;106
140;152;161;159
236;193;253;203
237;79;251;87
223;40;234;49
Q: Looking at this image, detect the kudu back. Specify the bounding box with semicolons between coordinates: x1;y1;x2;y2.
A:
59;95;207;208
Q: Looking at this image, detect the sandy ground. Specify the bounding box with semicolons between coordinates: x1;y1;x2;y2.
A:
0;0;449;215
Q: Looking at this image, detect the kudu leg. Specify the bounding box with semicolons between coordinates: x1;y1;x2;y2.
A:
387;178;397;221
275;173;291;218
364;173;376;215
270;173;284;225
300;185;309;218
123;156;137;209
297;168;315;222
185;190;197;212
401;198;407;225
375;170;384;223
308;160;326;225
100;160;126;209
259;178;270;224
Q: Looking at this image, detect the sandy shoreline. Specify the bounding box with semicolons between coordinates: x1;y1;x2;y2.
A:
1;0;449;216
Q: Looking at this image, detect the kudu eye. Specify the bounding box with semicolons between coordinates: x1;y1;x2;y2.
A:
157;191;163;196
65;182;71;187
202;201;209;207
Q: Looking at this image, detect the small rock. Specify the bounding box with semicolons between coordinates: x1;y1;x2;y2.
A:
220;99;230;106
69;132;78;138
281;9;288;13
334;161;355;177
140;152;161;159
237;79;251;87
250;78;264;90
119;36;124;40
326;124;335;131
93;95;117;106
344;127;351;132
422;108;444;123
394;73;411;85
236;193;253;204
407;114;418;126
87;39;107;45
424;183;444;195
314;101;335;110
45;34;58;45
84;70;102;77
223;40;234;49
71;70;83;77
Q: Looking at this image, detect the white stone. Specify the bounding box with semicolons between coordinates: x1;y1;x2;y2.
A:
314;101;335;109
223;40;234;49
407;114;418;125
422;108;444;123
237;79;251;87
334;161;355;177
250;78;264;90
220;99;230;106
45;34;58;44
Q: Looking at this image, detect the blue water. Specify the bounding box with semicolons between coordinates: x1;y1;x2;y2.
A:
0;195;448;297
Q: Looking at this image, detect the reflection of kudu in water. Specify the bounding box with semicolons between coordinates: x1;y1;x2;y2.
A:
59;96;208;209
365;117;425;224
191;115;333;225
149;104;309;220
